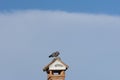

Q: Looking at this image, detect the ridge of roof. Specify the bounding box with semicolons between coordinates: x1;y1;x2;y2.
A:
43;57;69;71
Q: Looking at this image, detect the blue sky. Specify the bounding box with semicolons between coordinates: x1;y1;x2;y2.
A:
0;0;120;15
0;1;120;80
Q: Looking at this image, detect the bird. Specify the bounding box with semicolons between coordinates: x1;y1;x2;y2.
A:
49;51;60;58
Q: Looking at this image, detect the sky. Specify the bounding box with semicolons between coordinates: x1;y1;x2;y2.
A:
1;0;120;15
0;0;120;80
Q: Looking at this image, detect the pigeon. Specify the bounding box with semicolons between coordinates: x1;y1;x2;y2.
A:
49;51;60;58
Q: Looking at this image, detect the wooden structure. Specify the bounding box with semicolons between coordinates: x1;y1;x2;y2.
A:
43;57;69;80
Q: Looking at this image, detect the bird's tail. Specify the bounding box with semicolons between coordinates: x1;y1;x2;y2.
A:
49;55;52;58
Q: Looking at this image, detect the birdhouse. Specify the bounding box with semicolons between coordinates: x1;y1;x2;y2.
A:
43;57;69;80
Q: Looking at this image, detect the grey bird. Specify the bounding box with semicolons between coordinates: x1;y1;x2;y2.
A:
49;51;60;58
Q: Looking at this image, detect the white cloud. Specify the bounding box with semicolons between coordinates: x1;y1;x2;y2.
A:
0;10;120;30
0;10;120;80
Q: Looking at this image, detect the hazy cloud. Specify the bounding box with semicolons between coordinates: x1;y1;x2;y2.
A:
0;10;120;80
